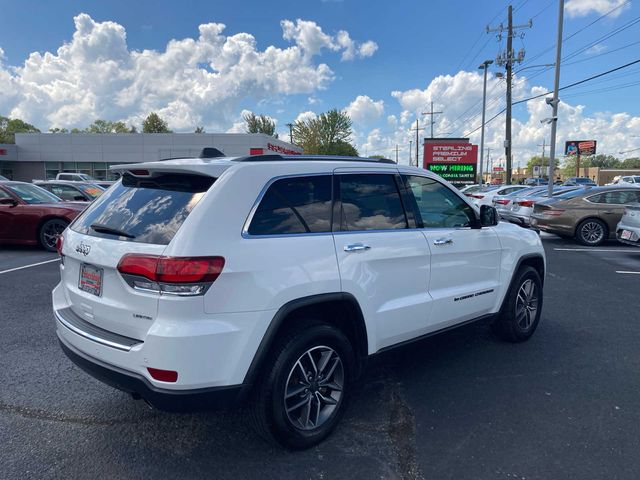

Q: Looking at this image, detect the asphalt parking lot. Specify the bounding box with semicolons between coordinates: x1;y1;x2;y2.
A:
1;234;640;480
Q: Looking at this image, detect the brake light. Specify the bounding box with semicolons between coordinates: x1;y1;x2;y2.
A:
495;199;510;205
470;194;484;199
128;169;150;176
517;200;535;207
117;254;225;296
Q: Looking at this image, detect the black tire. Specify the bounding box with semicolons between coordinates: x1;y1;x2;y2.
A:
575;218;608;246
249;322;355;450
492;266;543;343
39;218;68;252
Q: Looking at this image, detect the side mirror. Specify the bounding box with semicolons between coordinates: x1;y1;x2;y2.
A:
0;198;17;206
479;205;499;227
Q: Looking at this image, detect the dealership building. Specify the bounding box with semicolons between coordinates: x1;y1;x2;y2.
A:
0;133;303;181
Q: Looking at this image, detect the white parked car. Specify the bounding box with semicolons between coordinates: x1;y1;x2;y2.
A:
618;175;640;185
616;202;640;247
53;153;546;449
469;184;530;207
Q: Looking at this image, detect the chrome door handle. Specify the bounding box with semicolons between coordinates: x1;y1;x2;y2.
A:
344;243;371;252
433;238;453;246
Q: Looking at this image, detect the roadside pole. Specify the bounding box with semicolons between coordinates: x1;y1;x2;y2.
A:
547;0;564;197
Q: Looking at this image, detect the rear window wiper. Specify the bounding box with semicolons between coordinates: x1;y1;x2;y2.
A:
90;223;136;239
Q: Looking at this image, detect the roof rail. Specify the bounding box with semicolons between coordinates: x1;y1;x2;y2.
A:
234;154;396;164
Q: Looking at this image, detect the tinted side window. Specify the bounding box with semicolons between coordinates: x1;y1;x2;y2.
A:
589;190;640;204
51;185;81;201
248;175;332;235
403;175;475;228
338;174;407;231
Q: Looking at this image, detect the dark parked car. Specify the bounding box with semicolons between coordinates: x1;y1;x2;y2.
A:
530;186;640;246
0;181;86;251
34;181;104;202
563;177;597;187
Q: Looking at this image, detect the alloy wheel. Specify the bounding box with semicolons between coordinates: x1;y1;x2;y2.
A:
515;279;539;331
42;220;67;250
580;221;605;245
284;346;344;431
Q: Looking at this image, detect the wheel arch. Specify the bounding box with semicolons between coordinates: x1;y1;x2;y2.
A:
499;253;545;313
241;293;368;396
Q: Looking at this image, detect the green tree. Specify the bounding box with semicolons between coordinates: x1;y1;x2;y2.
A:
243;113;277;137
142;112;172;133
292;109;358;156
621;157;640;169
49;127;69;133
194;126;205;133
0;116;40;143
86;119;131;134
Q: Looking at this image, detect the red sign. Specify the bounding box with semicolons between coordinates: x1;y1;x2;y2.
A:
424;143;478;166
0;149;7;156
493;166;504;172
249;148;264;155
267;143;301;155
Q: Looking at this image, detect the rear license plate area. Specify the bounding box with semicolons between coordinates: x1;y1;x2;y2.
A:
79;263;103;297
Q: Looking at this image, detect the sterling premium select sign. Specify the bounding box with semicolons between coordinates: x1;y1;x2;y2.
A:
423;139;478;185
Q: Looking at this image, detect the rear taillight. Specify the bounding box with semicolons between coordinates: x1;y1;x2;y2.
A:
117;254;225;296
495;199;510;205
517;200;535;207
545;208;565;216
470;194;484;199
56;235;64;256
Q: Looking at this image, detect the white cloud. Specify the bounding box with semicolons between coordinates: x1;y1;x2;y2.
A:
345;95;384;124
295;110;317;123
358;41;378;58
281;19;377;62
565;0;630;18
585;43;607;55
378;70;640;167
0;14;377;131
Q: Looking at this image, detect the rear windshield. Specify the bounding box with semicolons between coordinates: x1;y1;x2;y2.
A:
71;172;214;245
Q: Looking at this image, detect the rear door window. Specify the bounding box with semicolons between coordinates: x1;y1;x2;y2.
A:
247;175;333;235
338;174;407;231
71;173;214;245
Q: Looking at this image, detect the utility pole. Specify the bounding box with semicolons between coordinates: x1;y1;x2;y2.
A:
478;60;493;185
547;0;564;197
410;120;424;167
537;139;546;178
421;101;443;139
285;123;294;144
487;149;492;184
487;6;532;184
395;144;399;164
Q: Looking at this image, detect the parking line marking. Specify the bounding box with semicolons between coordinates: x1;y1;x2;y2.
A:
554;248;640;253
0;258;60;275
616;271;640;275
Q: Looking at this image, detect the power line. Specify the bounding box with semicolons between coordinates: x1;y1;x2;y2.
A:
462;57;640;137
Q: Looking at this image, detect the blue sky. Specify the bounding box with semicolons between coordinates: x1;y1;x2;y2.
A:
1;0;639;164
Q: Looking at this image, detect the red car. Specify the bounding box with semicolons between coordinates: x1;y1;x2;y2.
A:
0;181;87;251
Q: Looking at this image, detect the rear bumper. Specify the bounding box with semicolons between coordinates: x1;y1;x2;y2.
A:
58;337;245;411
616;225;640;247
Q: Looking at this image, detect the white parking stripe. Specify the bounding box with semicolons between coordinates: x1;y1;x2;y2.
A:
554;248;640;253
616;271;640;275
0;258;60;275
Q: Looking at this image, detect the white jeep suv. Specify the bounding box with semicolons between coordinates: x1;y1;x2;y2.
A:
53;153;545;449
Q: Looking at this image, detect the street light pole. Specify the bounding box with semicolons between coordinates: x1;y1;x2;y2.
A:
547;0;565;197
478;59;493;185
